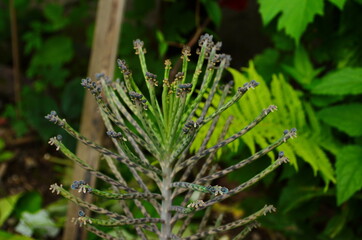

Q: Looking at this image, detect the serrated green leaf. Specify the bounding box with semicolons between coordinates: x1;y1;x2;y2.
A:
328;0;347;9
336;145;362;204
303;103;340;156
311;68;362;95
258;0;324;42
282;45;324;86
202;0;222;27
317;103;362;137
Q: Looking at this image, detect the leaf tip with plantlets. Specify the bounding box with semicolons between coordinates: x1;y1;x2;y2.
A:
263;205;277;216
283;128;297;142
198;33;213;49
187;200;205;209
207;185;229;196
49;183;62;195
117;59;127;72
71;180;92;194
264;105;278;115
129;91;148;110
133;39;146;54
71;210;92;226
176;83;192;97
45;110;65;127
47;135;62;151
145;72;158;86
81;77;102;100
181;46;191;61
277;151;289;165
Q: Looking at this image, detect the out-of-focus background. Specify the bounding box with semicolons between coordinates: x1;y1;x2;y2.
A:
0;0;361;239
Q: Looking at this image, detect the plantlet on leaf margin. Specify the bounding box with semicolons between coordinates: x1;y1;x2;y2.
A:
46;34;297;240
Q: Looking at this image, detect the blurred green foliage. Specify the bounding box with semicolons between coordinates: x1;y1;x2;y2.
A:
0;138;14;163
240;0;362;239
255;0;362;204
1;0;91;142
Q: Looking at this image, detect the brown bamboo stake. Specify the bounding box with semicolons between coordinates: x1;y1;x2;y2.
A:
62;1;126;240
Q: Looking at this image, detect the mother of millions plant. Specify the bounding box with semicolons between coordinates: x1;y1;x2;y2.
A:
45;34;296;240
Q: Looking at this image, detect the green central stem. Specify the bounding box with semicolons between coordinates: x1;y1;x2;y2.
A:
160;164;172;239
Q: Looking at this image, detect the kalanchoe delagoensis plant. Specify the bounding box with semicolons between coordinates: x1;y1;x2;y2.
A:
45;34;297;240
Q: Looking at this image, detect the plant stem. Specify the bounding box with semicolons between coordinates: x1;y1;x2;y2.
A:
160;164;172;239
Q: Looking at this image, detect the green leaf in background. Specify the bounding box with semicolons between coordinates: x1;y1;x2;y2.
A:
162;1;195;43
21;87;59;140
14;0;27;8
28;36;73;72
336;145;362;204
126;0;155;19
271;32;295;51
32;65;69;91
311;68;362;95
43;3;69;31
322;206;349;239
253;48;281;82
22;22;43;54
282;45;324;87
258;0;324;43
317;103;362;137
61;79;85;119
14;192;42;218
328;0;347;10
279;184;325;214
0;139;14;163
0;151;14;163
0;230;34;240
155;30;168;57
310;95;344;107
2;105;29;137
0;193;22;227
201;0;222;27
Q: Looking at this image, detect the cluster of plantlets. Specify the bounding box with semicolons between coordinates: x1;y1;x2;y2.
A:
45;34;297;240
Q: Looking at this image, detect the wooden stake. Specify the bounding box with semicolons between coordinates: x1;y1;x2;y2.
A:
62;1;126;240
